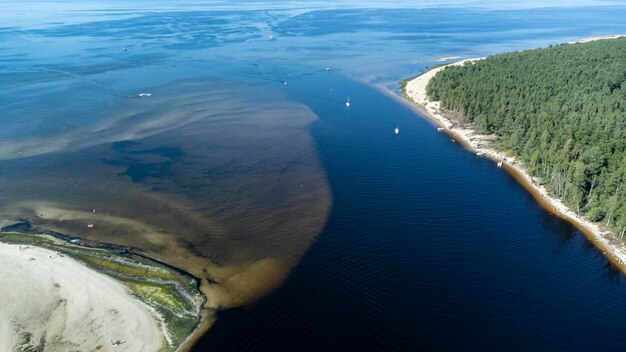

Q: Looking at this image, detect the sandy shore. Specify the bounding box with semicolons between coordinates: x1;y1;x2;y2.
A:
0;242;164;351
404;54;626;272
567;34;624;44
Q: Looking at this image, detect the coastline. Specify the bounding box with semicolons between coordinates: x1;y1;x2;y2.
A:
402;50;626;274
0;231;205;352
567;34;624;44
0;241;164;351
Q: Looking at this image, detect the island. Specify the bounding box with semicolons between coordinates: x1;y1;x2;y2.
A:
403;36;626;269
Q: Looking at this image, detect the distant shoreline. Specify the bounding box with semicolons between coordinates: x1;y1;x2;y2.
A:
402;35;626;274
567;34;625;44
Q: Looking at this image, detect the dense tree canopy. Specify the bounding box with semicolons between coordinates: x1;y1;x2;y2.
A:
427;38;626;235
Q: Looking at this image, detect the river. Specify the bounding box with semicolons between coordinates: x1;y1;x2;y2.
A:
1;1;626;351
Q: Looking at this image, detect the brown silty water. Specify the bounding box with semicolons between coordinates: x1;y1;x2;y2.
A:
0;79;331;309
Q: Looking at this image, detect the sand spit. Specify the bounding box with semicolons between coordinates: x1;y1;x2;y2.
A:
404;53;626;273
568;34;625;44
0;242;164;352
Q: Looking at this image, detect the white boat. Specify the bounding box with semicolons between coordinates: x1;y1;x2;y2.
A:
476;152;485;156
437;127;444;131
497;161;503;168
325;67;331;71
137;92;152;97
345;98;350;107
394;127;400;135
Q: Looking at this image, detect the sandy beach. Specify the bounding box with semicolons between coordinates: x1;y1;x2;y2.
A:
567;34;624;44
404;49;626;272
0;242;165;351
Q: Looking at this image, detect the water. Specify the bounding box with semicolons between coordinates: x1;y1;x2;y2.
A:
1;1;626;350
197;73;626;351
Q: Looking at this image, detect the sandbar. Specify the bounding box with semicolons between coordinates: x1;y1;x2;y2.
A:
0;242;164;351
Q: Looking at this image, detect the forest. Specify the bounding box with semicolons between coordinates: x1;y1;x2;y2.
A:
426;37;626;237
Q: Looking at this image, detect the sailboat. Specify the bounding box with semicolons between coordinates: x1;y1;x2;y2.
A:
394;127;400;135
345;98;350;107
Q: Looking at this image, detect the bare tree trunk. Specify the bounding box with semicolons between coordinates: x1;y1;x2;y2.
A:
584;175;597;208
607;185;621;227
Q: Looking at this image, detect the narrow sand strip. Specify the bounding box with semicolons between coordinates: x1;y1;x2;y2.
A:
567;34;625;44
0;242;164;351
404;55;626;272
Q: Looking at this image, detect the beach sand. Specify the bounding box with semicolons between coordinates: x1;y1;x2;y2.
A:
567;34;624;44
404;51;626;273
0;242;164;351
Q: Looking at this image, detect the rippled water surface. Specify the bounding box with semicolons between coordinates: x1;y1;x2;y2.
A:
2;1;626;350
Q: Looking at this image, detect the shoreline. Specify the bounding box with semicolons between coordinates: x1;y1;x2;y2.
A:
402;50;626;274
0;230;206;352
567;34;624;44
0;241;164;351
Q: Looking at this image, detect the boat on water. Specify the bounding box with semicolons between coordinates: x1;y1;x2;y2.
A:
137;92;152;97
394;127;400;135
497;161;503;168
476;151;485;156
437;127;444;131
345;98;350;107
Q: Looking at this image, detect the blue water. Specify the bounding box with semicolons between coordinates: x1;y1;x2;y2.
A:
197;72;626;351
2;1;626;350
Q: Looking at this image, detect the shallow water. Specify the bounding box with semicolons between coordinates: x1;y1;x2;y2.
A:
2;1;626;350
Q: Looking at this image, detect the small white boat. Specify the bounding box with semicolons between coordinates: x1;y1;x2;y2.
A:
451;139;456;143
269;35;273;40
345;98;350;107
476;152;485;156
121;48;127;52
394;127;400;135
283;80;287;85
137;92;152;97
497;161;503;168
325;67;331;71
437;127;444;131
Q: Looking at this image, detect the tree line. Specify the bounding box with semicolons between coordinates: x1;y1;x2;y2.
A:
426;37;626;237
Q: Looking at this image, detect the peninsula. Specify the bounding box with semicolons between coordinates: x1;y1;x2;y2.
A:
403;36;626;270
